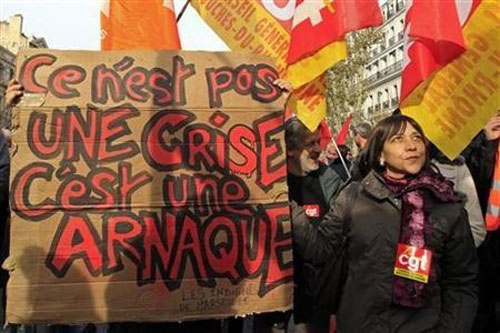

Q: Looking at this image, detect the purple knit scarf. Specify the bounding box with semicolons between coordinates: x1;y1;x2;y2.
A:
384;171;461;308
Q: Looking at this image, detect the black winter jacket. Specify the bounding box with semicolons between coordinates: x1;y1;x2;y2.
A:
290;164;343;323
293;171;479;332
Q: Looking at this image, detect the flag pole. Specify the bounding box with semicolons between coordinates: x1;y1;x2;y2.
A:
333;111;352;179
177;0;191;22
331;137;351;179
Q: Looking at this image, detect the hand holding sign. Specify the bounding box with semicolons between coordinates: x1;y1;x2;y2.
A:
484;112;500;141
5;79;23;107
273;79;293;101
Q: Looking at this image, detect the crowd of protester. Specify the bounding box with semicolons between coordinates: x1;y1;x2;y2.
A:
1;78;500;333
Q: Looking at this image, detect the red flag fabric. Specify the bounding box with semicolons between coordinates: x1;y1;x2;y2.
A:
336;113;352;146
319;120;333;150
400;0;481;101
286;0;383;88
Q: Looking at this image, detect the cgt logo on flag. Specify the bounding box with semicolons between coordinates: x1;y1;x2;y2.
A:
303;204;320;218
394;243;433;283
292;0;335;29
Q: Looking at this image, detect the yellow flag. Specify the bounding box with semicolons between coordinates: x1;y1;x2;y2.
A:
402;0;500;159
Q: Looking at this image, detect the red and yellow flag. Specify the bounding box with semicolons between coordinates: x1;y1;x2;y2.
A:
192;0;382;132
401;0;500;159
101;0;181;50
400;0;475;101
286;0;383;88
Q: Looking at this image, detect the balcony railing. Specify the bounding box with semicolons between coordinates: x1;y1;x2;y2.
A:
365;72;379;84
383;101;390;109
398;32;404;41
375;104;381;111
364;60;403;86
382;60;403;76
391;98;399;107
389;37;396;45
380;43;386;51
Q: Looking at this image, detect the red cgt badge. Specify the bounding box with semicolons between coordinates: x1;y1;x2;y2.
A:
394;243;433;283
303;204;320;218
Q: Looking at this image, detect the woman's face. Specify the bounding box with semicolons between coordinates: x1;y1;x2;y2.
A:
380;123;426;179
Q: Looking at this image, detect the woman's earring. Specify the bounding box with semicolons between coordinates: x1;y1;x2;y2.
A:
379;159;385;167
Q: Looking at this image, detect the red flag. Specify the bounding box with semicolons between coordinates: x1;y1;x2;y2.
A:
319;120;333;150
286;0;383;88
400;0;480;101
336;113;351;146
101;0;181;51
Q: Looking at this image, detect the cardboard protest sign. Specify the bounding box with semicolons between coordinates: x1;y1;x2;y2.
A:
7;49;293;324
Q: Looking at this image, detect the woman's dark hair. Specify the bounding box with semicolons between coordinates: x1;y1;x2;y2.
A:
357;114;430;178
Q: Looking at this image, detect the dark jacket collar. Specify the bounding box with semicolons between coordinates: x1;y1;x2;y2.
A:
318;163;344;204
360;170;393;201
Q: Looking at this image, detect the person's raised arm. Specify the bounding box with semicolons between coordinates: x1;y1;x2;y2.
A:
5;80;23;107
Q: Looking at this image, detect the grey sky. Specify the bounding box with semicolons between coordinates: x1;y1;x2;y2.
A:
0;0;230;51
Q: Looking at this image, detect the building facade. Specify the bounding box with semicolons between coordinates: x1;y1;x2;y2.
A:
0;46;15;112
0;14;48;127
0;15;48;55
362;0;406;123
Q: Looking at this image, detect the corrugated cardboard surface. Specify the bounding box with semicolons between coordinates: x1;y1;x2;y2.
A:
7;50;293;324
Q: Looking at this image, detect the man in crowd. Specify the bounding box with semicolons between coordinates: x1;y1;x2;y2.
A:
285;117;344;331
253;117;343;333
351;122;372;150
244;81;343;333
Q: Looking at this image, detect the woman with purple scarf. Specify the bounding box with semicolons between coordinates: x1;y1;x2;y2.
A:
292;114;478;332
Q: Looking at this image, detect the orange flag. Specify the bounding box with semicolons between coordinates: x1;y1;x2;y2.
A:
101;0;181;50
486;144;500;231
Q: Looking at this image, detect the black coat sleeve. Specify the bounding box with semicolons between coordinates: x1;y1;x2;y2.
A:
464;133;498;185
291;183;356;265
437;208;479;332
463;132;498;215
